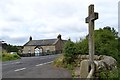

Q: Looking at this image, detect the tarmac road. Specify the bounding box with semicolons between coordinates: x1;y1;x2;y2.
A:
2;54;72;78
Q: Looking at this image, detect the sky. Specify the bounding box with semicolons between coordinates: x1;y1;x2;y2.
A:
0;0;119;46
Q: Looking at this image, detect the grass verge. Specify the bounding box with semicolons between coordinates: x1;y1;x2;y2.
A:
53;54;76;77
2;53;21;61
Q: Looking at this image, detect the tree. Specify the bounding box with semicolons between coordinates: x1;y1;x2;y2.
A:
63;40;77;64
75;39;88;55
63;26;119;66
94;27;118;58
75;26;118;60
2;43;22;53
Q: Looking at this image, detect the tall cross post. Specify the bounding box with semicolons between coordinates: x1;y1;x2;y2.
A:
85;4;98;69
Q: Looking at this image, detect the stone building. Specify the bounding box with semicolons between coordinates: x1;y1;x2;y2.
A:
22;34;67;56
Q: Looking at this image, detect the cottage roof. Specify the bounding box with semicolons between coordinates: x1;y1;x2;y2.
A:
24;39;59;46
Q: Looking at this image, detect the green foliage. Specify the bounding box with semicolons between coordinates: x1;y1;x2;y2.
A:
2;52;20;61
100;68;118;79
75;26;118;60
75;39;88;54
118;38;120;64
63;26;119;63
66;64;74;70
53;54;74;72
62;26;119;78
76;26;119;78
79;27;119;79
53;55;64;67
94;27;118;57
63;40;77;64
2;43;23;53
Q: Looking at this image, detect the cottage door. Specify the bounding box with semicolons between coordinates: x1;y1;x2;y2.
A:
35;48;40;56
35;47;43;56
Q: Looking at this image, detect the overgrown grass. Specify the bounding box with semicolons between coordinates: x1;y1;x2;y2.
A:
2;53;21;61
53;54;65;67
99;62;120;79
100;69;118;79
53;54;75;77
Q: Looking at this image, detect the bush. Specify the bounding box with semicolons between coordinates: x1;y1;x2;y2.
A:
13;54;20;58
100;68;118;79
2;53;21;61
63;40;77;64
66;64;74;70
75;39;88;55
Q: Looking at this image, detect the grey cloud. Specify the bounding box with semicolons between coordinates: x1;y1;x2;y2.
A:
7;16;23;22
56;24;87;33
49;2;78;18
1;28;13;32
0;35;27;46
11;37;28;45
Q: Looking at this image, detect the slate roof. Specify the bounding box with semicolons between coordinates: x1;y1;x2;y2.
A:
24;39;58;46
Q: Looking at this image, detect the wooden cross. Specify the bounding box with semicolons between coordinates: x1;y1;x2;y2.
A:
85;4;98;67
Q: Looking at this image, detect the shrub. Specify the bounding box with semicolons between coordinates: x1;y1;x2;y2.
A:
63;40;77;64
66;64;74;70
100;68;118;79
2;53;20;61
13;54;20;58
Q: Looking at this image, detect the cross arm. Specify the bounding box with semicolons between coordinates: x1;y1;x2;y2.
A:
85;12;99;23
92;12;98;21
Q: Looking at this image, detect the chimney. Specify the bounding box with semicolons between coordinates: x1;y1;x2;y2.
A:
57;34;62;40
29;36;32;41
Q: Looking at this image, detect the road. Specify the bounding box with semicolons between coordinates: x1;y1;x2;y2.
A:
2;54;72;78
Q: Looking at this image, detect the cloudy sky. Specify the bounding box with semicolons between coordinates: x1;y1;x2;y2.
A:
0;0;119;45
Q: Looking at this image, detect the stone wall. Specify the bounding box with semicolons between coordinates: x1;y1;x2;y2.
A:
42;45;55;52
55;39;64;53
23;46;36;54
77;55;117;71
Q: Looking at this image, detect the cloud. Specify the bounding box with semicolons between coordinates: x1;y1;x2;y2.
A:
0;0;119;45
118;1;120;37
0;35;27;45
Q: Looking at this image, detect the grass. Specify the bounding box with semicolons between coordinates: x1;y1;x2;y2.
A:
53;54;76;77
100;69;118;79
53;54;64;67
99;63;120;80
2;52;21;61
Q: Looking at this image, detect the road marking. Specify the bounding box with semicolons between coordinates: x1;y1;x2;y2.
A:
30;57;39;58
12;62;21;64
14;68;26;72
36;61;54;67
15;62;21;64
